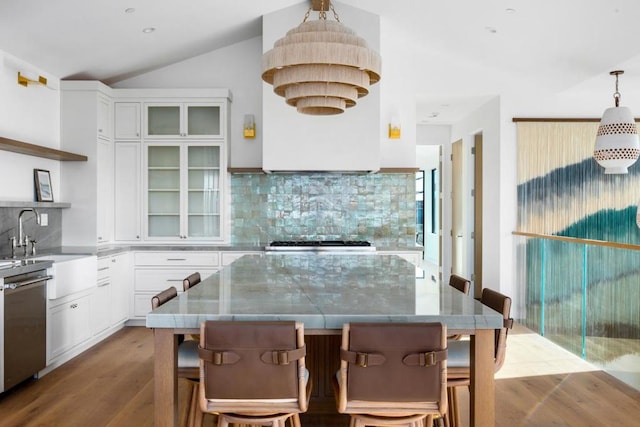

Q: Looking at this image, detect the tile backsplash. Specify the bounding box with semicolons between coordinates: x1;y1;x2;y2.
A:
230;173;417;245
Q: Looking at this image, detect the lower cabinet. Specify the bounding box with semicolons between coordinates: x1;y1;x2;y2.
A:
48;291;92;363
132;251;220;319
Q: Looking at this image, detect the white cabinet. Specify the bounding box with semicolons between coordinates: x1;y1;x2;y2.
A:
96;138;113;243
114;102;141;139
144;102;225;139
144;142;224;241
132;251;219;319
114;142;142;241
97;94;112;140
48;292;92;362
91;277;111;335
92;253;131;335
60;81;114;246
110;253;131;324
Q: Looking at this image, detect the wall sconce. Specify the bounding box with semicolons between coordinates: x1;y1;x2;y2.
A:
388;116;401;139
243;114;256;138
18;71;48;87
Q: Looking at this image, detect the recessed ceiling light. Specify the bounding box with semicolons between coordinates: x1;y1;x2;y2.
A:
142;27;156;34
485;26;497;34
125;8;135;14
505;8;516;13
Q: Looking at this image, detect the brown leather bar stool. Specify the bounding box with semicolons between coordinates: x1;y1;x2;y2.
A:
445;288;513;427
183;272;201;292
448;274;470;295
183;272;202;343
197;320;311;427
151;287;204;427
333;322;448;427
447;274;471;341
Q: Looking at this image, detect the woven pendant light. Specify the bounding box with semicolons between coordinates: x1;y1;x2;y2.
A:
594;70;640;174
262;0;381;115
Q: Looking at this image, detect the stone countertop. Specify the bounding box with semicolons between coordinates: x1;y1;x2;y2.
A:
0;259;53;278
146;253;500;331
15;243;423;259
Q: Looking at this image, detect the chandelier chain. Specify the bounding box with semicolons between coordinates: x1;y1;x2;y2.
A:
330;4;341;22
610;70;624;107
302;7;312;23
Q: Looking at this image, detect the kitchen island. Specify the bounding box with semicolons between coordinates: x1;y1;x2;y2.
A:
147;253;503;427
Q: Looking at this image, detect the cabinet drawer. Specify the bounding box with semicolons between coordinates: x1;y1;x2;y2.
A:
135;268;216;292
134;251;219;267
134;292;157;317
97;256;112;281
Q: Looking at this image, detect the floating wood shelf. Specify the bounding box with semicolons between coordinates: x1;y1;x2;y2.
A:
0;136;88;161
227;167;265;174
0;201;71;208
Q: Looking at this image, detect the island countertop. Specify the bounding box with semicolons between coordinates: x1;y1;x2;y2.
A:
146;253;502;332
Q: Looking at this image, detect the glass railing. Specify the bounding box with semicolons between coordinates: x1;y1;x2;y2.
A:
514;231;640;390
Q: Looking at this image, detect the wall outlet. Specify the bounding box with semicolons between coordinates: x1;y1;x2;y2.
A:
40;213;48;226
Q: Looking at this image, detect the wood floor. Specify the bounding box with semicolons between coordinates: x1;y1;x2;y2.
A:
0;326;639;426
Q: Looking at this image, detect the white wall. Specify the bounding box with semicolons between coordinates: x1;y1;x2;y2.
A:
450;97;503;298
416;125;451;278
113;37;263;169
0;51;61;201
379;16;417;168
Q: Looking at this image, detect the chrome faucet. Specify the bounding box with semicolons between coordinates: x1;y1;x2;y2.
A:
18;208;40;255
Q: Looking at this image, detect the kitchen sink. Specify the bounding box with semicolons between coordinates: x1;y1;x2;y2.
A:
33;254;97;299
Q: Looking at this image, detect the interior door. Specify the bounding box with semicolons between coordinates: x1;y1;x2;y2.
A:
451;139;463;276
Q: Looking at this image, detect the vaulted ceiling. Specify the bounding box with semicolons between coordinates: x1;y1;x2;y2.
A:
2;0;640;124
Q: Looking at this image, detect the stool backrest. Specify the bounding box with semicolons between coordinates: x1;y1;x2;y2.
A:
337;322;447;416
183;272;201;292
151;287;177;309
449;274;470;295
480;288;513;371
198;321;308;414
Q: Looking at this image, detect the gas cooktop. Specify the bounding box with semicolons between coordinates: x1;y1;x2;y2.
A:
265;240;376;252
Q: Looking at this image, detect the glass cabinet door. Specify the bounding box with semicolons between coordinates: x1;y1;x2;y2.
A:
147;105;181;136
147;146;180;237
146;103;222;138
187;105;221;136
187;145;221;238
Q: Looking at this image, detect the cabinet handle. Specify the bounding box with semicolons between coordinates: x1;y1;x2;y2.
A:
111;259;116;263
98;129;103;133
98;266;110;271
70;303;78;309
166;279;182;283
136;235;140;239
167;258;186;261
98;281;110;287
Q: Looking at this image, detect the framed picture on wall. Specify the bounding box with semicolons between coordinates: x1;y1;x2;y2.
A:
34;169;54;202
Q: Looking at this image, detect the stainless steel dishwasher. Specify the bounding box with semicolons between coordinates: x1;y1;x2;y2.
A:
1;269;51;393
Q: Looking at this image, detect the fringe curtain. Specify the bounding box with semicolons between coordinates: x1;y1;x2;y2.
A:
516;121;640;242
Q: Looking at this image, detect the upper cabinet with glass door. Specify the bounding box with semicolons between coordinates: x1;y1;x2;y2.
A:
145;102;224;139
146;142;223;241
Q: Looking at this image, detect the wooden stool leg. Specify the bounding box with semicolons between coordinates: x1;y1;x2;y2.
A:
190;383;204;427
